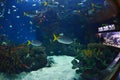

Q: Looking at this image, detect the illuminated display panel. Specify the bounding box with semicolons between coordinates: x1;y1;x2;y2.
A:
100;32;120;48
97;22;120;33
98;24;116;32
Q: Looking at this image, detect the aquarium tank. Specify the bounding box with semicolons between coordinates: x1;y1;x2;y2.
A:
0;0;120;80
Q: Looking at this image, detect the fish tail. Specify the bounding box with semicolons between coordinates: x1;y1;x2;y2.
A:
53;34;58;42
27;40;31;45
43;1;48;6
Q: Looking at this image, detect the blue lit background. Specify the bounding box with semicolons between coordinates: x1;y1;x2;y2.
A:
0;0;42;44
0;0;109;44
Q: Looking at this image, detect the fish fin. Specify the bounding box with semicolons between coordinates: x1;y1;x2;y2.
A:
53;34;59;42
27;40;31;45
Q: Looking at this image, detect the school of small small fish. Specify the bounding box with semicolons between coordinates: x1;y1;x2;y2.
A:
0;0;110;44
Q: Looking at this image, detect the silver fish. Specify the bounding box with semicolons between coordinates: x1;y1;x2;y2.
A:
57;36;73;44
31;40;42;46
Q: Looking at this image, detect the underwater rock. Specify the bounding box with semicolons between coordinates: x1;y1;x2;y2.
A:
0;44;47;74
46;57;55;67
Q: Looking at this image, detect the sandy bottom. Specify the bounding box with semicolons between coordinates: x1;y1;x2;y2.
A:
0;56;80;80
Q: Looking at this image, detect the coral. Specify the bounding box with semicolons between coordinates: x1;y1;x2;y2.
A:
0;44;47;74
82;49;92;57
71;42;119;79
43;37;80;56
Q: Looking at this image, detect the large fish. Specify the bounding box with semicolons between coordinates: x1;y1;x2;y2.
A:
27;40;42;46
53;33;73;44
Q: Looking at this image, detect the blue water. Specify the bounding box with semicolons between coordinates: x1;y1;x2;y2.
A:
0;0;41;43
0;0;106;44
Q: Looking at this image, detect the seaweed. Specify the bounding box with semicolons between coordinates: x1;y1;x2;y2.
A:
71;42;119;79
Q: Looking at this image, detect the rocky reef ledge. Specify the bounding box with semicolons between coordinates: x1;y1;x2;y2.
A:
0;44;47;74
